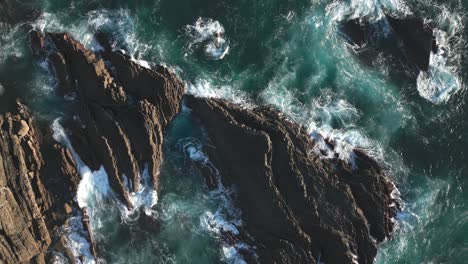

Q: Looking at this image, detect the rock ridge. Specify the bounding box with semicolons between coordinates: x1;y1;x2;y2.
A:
186;95;398;264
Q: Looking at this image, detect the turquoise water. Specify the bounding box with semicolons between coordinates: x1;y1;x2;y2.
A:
1;0;468;263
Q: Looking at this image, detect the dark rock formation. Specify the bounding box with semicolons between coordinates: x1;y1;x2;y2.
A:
186;95;398;264
28;30;46;56
386;15;435;71
47;52;73;96
340;18;369;48
0;101;86;264
40;32;185;210
0;101;50;264
340;15;436;72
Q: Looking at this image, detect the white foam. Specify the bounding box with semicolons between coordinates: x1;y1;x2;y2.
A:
416;29;463;104
53;120;159;223
351;252;359;264
260;86;378;166
76;166;112;209
62;216;96;264
0;24;25;63
222;244;250;264
187;79;252;107
131;58;152;69
178;138;257;262
126;164;158;217
49;251;68;264
184;18;230;60
34;9;153;61
326;0;412;22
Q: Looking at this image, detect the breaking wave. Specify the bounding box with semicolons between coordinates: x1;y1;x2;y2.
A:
184;18;230;60
326;0;412;22
416;6;465;104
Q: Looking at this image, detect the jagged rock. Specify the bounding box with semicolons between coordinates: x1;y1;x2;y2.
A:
95;32;113;53
0;101;50;264
28;30;46;55
186;95;398;264
0;100;95;264
41;32;185;209
340;18;369;47
386;15;435;71
64;203;73;214
341;15;436;72
47;52;74;96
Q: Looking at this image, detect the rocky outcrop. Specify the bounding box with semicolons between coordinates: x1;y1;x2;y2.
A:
186;96;398;264
28;30;46;56
0;100;90;264
386;15;435;71
38;31;185;210
340;15;436;72
0;101;50;264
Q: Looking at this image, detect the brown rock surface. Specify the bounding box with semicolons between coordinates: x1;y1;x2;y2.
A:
0;100;94;264
186;95;398;264
42;32;185;209
0;101;50;264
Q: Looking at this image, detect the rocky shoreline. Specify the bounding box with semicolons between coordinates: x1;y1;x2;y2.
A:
0;29;399;264
186;96;398;263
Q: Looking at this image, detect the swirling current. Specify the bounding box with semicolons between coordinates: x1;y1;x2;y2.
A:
1;0;467;263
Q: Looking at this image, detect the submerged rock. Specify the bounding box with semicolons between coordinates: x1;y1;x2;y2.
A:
341;15;436;72
386;15;435;72
186;95;398;264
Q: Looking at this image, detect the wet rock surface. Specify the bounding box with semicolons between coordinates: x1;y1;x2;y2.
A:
0;101;83;264
42;31;185;209
186;95;398;264
1;27;398;264
0;101;50;264
340;15;436;72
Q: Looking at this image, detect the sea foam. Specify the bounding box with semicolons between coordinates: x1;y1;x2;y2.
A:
184;18;230;60
178;137;257;263
416;8;464;105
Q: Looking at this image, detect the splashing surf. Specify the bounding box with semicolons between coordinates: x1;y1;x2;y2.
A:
178;137;258;263
184;18;230;60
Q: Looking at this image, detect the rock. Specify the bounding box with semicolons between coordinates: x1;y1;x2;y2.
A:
64;203;73;214
41;32;185;210
0;101;50;264
28;30;45;55
48;52;74;96
340;18;369;47
15;119;29;137
386;15;434;71
186;95;399;264
340;15;436;72
0;100;95;264
95;32;113;53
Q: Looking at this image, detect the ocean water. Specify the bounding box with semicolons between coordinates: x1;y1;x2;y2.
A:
1;0;468;263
